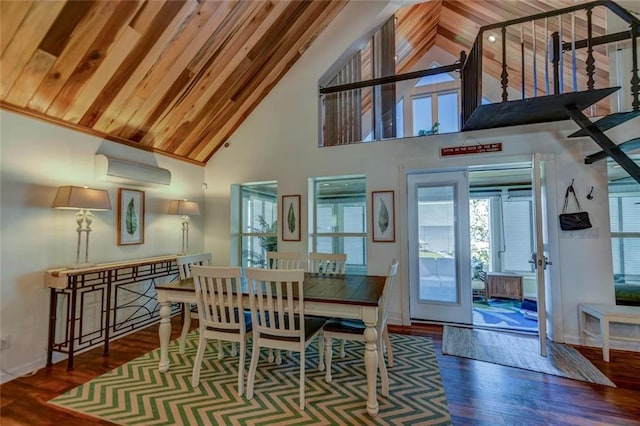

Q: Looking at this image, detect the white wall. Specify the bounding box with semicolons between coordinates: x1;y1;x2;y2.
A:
204;0;640;351
0;110;205;383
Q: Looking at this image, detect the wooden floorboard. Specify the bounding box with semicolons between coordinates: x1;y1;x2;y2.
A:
1;323;639;425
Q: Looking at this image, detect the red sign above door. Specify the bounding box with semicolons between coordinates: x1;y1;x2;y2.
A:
440;142;502;157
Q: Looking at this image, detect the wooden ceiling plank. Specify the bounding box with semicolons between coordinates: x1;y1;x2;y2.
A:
62;26;141;123
398;27;439;73
170;1;321;155
245;1;313;61
96;0;201;134
0;0;67;99
4;49;56;107
188;1;346;161
141;2;261;149
38;0;95;57
122;2;233;141
48;1;142;119
78;0;187;128
127;0;166;35
120;2;241;142
27;1;119;114
0;0;33;57
134;1;262;147
183;0;244;73
127;68;193;143
143;1;287;150
108;1;224;140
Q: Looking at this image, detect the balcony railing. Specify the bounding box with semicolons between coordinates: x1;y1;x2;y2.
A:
461;0;639;127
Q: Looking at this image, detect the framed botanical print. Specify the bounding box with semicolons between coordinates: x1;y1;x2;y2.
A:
282;194;301;241
372;190;395;242
117;188;145;245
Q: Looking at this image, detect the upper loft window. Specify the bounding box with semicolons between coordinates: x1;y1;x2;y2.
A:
319;9;462;147
415;63;456;87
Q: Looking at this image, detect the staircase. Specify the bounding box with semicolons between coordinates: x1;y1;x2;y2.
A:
460;0;640;184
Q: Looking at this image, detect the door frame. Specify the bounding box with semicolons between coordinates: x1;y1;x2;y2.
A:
407;170;472;324
533;153;563;342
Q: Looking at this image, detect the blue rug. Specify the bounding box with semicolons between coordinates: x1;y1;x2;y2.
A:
473;299;538;333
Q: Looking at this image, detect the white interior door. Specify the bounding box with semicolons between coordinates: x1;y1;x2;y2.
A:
532;153;552;356
408;171;472;324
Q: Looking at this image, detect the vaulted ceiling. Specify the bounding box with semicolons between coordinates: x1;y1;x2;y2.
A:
0;0;620;165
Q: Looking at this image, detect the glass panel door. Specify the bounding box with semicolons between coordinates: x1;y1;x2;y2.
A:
408;171;472;323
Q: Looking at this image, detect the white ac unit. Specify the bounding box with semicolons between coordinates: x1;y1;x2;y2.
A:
94;154;172;186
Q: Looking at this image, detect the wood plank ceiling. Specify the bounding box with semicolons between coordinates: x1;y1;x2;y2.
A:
1;0;615;165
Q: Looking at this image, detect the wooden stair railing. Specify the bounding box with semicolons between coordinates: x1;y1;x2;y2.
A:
461;0;640;184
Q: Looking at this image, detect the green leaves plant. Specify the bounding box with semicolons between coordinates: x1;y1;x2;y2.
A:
287;203;296;233
378;199;389;233
126;198;137;236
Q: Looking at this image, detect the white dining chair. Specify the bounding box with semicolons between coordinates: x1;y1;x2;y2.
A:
266;251;303;270
176;253;213;353
308;252;347;276
245;268;326;410
308;252;348;357
323;259;399;396
190;265;251;396
265;250;304;364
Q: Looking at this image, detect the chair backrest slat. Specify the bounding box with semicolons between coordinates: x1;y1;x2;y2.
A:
191;265;244;332
246;268;305;341
266;251;303;269
176;253;212;280
308;252;347;276
378;259;399;332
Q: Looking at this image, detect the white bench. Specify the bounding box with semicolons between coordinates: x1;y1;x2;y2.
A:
578;303;640;362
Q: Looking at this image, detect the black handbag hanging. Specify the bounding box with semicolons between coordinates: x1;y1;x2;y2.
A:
559;180;592;231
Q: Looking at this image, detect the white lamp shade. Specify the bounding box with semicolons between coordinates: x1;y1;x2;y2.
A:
168;200;200;216
52;186;111;211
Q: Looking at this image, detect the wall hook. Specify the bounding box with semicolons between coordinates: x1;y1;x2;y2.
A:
587;186;594;200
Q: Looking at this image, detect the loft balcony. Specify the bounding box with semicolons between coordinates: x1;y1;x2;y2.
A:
320;0;640;183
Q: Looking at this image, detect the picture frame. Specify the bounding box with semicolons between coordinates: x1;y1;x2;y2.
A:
372;190;395;242
281;194;301;241
117;188;145;245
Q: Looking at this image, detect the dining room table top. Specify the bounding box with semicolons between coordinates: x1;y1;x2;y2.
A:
155;272;387;307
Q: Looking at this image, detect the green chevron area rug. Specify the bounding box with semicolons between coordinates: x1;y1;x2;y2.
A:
49;332;451;425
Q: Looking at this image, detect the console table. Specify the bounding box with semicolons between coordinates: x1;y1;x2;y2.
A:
45;255;180;370
485;272;523;301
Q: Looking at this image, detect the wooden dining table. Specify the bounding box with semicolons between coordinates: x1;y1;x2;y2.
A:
155;272;386;416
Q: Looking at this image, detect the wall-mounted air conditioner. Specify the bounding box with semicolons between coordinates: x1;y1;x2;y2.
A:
94;154;172;186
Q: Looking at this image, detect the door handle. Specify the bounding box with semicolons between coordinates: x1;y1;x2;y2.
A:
530;253;552;270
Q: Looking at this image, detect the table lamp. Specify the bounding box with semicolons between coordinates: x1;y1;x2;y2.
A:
168;199;200;254
52;185;112;267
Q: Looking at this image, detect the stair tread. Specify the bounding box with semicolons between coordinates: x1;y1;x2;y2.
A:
462;88;619;132
568;111;640;137
585;137;640;164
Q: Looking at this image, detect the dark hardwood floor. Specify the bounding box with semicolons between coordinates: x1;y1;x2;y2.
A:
1;323;639;425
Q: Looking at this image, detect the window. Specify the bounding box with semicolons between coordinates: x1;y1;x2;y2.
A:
501;191;534;272
609;184;640;286
412;91;459;136
470;188;534;274
310;176;367;274
236;182;278;268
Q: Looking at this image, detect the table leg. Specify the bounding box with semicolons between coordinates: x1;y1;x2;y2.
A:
158;301;172;372
601;317;610;362
363;316;379;416
578;307;586;346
